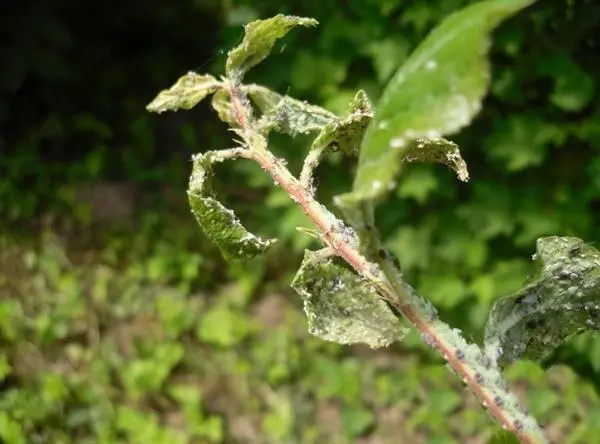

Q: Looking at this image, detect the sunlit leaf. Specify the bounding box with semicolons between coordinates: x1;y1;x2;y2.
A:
211;89;235;125
291;250;407;348
311;90;374;156
226;15;318;80
245;84;335;135
188;152;276;259
339;0;533;210
146;73;220;113
403;137;469;181
485;236;600;365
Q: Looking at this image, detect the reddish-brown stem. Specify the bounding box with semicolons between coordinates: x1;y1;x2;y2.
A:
228;83;547;444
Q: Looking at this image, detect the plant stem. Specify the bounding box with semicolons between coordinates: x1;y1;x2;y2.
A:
228;83;548;444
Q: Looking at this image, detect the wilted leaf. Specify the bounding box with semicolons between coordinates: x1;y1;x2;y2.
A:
147;73;220;113
340;0;533;209
188;152;276;259
403;137;469;181
245;84;335;135
226;15;318;80
291;250;407;348
485;236;600;365
211;89;235;125
311;90;374;156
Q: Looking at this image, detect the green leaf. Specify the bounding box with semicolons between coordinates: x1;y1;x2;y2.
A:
245;84;335;135
485;236;600;365
196;303;253;347
488;430;521;444
188;151;276;259
486;114;562;172
211;89;235;125
339;0;533;209
311;90;374;156
226;15;318;80
403;137;469;181
341;406;375;438
291;250;407;348
146;73;220;113
0;412;26;444
538;53;595;112
396;166;439;204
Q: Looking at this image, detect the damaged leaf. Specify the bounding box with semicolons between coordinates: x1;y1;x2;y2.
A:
188;152;276;259
485;236;600;365
226;15;318;80
311;90;374;156
403;137;469;182
211;89;235;125
147;73;220;113
291;250;407;348
245;84;335;135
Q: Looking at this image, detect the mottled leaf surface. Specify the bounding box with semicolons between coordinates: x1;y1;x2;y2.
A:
211;89;235;125
147;73;220;113
485;236;600;365
245;84;335;135
403;137;469;182
311;90;373;156
226;15;318;80
343;0;533;207
188;152;276;259
291;250;407;348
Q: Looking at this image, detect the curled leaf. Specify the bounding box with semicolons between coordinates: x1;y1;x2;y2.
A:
245;84;335;135
147;73;220;113
404;137;469;182
485;236;600;365
291;250;407;348
341;0;533;209
188;152;276;259
211;89;235;125
311;90;374;156
226;15;318;80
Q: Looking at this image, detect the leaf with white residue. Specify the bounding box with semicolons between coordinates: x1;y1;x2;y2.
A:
485;236;600;365
226;15;318;80
147;73;220;113
291;250;407;348
404;137;469;182
188;152;276;259
211;89;235;125
245;84;335;135
338;0;533;211
311;90;374;156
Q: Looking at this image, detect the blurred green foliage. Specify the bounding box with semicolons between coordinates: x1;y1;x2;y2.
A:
3;232;600;443
2;0;600;442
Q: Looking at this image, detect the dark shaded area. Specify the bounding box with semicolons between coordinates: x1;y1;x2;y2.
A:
1;0;225;224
